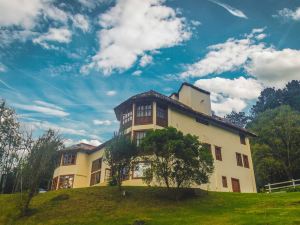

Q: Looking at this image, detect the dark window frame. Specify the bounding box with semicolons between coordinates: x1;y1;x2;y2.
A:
61;152;77;166
222;176;228;188
240;134;246;145
135;102;153;125
243;154;250;168
215;146;222;161
90;158;102;186
58;174;74;189
236;152;243;167
134;130;148;146
156;104;168;127
121;108;133;128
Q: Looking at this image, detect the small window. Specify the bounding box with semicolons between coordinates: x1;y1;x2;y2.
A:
121;108;133;127
61;153;76;166
132;162;151;179
240;134;246;145
236;153;243;167
134;131;147;146
215;146;222;161
222;176;228;188
243;154;249;168
58;175;74;189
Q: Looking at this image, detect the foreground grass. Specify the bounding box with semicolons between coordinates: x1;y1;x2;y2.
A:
1;186;300;225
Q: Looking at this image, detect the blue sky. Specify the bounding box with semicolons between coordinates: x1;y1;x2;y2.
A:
1;0;300;146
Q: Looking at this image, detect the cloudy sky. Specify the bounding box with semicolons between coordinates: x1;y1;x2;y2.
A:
1;0;300;146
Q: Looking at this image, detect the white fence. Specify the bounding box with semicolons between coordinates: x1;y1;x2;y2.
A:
265;179;300;193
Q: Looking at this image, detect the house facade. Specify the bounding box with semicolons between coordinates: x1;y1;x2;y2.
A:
52;82;257;193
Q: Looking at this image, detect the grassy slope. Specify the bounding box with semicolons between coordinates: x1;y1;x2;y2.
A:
1;186;300;225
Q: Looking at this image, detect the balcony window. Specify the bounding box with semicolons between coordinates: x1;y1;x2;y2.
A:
134;130;147;146
90;158;102;186
121;108;133;128
135;103;153;125
58;175;74;189
156;105;168;127
61;153;76;166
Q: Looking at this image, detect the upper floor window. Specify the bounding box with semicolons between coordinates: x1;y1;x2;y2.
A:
240;134;246;145
135;103;153;125
121;109;133;127
243;154;249;168
90;158;102;186
215;146;222;161
134;130;147;146
156;105;168;127
236;153;243;167
61;153;76;166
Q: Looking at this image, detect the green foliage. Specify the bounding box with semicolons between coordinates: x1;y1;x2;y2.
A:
248;105;300;187
1;186;300;225
105;134;137;190
286;186;300;192
21;129;63;215
251;80;300;116
224;111;251;128
140;127;214;189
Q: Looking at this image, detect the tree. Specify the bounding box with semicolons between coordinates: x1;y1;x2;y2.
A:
282;80;300;112
224;111;251;128
21;130;63;215
248;105;300;187
0;100;23;193
105;134;137;190
140;127;214;190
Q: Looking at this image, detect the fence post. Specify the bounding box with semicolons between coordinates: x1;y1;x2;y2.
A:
268;183;272;193
292;179;295;189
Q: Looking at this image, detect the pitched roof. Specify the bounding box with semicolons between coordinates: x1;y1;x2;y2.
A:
114;89;257;137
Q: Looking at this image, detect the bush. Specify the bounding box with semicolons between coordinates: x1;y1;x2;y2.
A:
286;186;300;192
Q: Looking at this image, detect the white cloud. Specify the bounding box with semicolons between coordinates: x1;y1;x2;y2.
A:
14;101;69;117
209;0;248;19
72;14;90;32
182;29;300;88
132;70;142;76
81;0;191;75
0;0;44;29
275;7;300;21
64;138;101;147
77;0;110;9
93;119;114;125
194;77;263;116
33;27;72;49
140;54;153;67
106;90;117;96
191;20;201;26
0;29;37;47
43;5;69;24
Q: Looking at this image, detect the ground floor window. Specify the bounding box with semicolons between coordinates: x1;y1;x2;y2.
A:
51;176;58;190
58;175;74;189
104;169;111;181
222;176;228;188
90;171;101;186
231;178;241;193
132;162;151;179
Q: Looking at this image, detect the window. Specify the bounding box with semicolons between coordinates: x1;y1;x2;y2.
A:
222;176;228;188
236;153;243;167
90;158;102;186
156;105;168;127
215;146;222;161
61;153;76;165
51;177;58;190
240;134;246;145
203;143;213;158
104;169;111;181
134;131;147;146
135;103;153;125
58;175;74;189
243;154;249;168
121;108;133;127
91;158;102;173
132;162;151;179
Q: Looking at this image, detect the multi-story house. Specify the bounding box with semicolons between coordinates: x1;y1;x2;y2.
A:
52;82;257;193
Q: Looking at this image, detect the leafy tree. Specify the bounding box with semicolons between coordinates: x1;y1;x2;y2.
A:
140;127;214;190
224;111;251;128
248;105;300;187
0;100;24;193
21;130;63;215
282;80;300;111
105;134;137;190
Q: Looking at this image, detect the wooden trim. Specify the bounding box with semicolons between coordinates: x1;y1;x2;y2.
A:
215;146;222;161
134;102;153;125
156;104;168;127
231;178;241;193
61;152;77;166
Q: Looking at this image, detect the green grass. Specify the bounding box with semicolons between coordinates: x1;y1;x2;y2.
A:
1;186;300;225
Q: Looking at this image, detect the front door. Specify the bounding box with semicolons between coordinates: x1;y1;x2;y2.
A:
231;178;241;192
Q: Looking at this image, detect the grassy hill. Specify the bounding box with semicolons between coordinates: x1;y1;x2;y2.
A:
1;186;300;225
